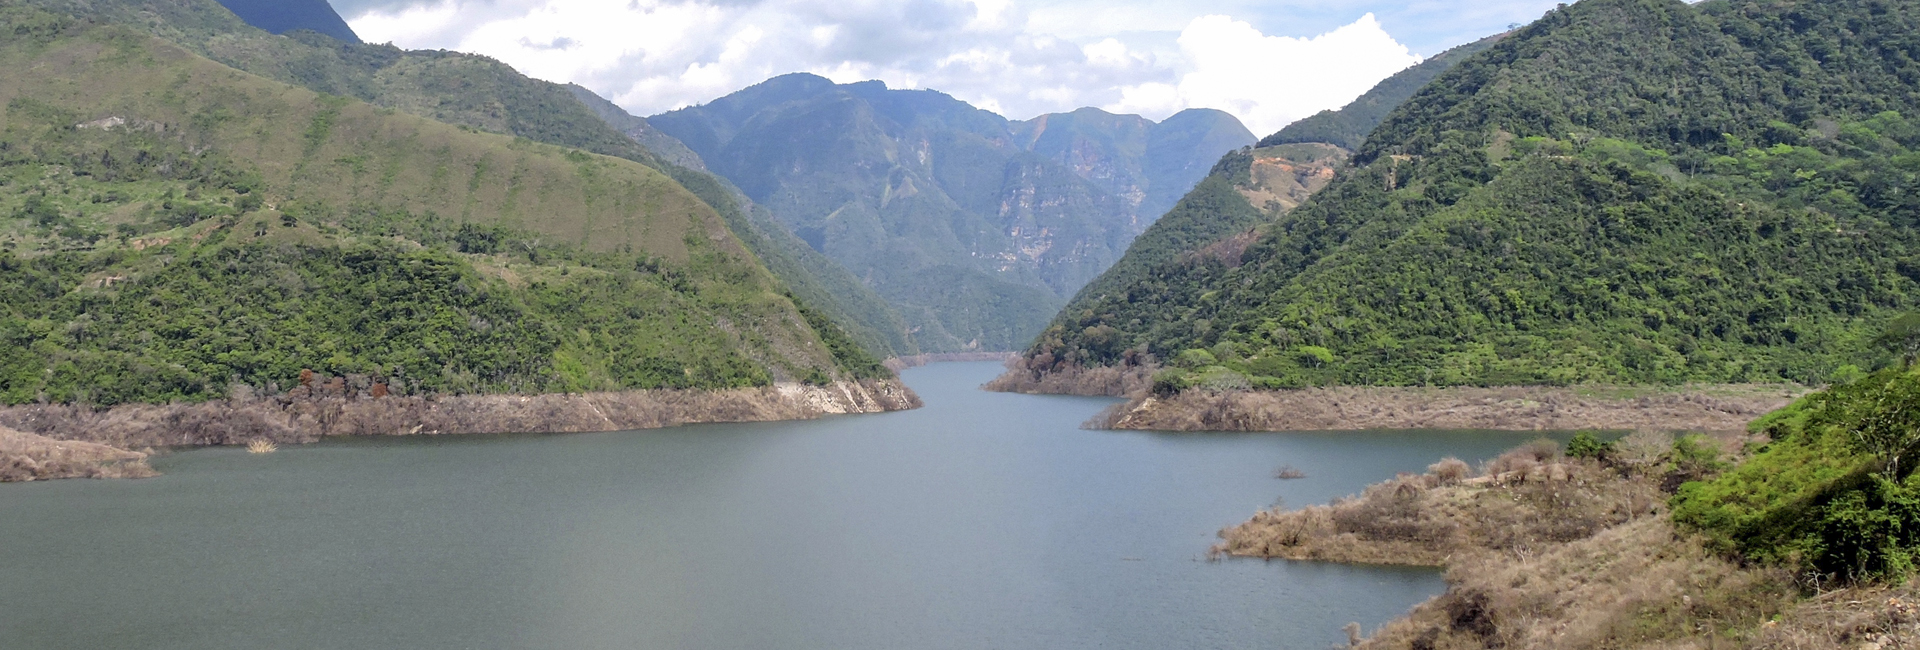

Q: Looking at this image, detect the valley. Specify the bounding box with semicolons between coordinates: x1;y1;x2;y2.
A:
8;0;1920;647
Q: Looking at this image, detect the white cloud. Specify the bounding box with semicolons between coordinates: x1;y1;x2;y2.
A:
349;0;1423;135
1167;14;1420;134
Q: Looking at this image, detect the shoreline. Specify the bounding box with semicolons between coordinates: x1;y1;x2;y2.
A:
0;378;919;482
883;351;1017;372
1212;435;1908;647
1098;384;1805;433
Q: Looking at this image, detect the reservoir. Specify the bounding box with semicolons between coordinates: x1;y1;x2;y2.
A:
2;362;1562;649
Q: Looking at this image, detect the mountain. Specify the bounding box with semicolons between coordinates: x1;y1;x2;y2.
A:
0;1;891;405
1259;33;1502;151
213;0;359;43
22;0;919;361
566;84;920;358
648;74;1254;351
1015;0;1920;391
1013;106;1256;233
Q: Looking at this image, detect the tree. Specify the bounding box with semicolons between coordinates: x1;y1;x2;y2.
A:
1877;314;1920;369
1840;373;1920;480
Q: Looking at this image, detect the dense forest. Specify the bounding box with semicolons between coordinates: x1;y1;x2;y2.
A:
1022;0;1920;391
0;8;884;406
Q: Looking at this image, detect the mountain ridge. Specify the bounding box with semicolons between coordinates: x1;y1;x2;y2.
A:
649;72;1253;351
1009;0;1920;391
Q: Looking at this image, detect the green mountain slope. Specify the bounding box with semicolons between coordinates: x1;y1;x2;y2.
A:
24;0;916;360
1260;34;1502;151
1023;0;1920;390
566;84;918;358
649;74;1253;351
0;10;885;405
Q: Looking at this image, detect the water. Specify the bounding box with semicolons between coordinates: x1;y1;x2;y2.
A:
0;362;1569;649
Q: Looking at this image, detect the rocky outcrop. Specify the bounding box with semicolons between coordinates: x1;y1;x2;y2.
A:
0;426;155;482
0;379;920;471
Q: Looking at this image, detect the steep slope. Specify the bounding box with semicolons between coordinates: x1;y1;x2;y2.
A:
26;0;917;360
649;73;1253;351
0;11;890;406
567;84;919;358
1013;106;1255;231
1018;0;1920;391
1260;34;1502;151
566;84;707;172
212;0;358;43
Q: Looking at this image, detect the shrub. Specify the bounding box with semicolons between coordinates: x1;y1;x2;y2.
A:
1673;369;1920;583
1566;431;1614;459
1486;438;1560;476
1427;457;1471;485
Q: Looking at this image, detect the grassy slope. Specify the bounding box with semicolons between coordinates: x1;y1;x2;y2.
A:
21;0;911;362
567;84;918;358
0;15;884;405
1028;0;1920;389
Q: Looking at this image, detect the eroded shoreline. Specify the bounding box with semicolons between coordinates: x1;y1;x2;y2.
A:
0;378;919;482
989;366;1807;433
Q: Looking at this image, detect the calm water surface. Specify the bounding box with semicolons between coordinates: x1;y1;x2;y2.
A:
2;362;1569;649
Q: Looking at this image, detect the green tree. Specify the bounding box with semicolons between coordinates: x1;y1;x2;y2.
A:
1876;314;1920;369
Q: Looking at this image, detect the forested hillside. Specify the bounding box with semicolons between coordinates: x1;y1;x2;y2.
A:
17;0;918;361
649;74;1253;351
0;6;886;406
1019;0;1920;391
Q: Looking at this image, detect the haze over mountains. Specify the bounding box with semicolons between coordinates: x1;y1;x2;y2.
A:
204;0;1260;354
649;73;1253;351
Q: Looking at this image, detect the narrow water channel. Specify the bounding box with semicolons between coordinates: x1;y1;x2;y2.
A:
1;362;1564;649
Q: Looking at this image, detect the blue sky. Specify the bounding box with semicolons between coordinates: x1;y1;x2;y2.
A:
334;0;1561;134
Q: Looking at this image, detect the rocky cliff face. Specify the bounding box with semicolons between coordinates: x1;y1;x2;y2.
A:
648;74;1254;352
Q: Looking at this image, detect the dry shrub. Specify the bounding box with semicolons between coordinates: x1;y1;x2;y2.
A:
1360;518;1798;650
1484;438;1561;477
1749;585;1920;649
1612;430;1675;469
1216;441;1663;566
1426;457;1471;486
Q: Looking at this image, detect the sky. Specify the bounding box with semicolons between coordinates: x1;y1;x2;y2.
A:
337;0;1562;135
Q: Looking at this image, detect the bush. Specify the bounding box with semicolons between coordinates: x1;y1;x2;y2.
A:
1427;457;1471;485
1566;431;1614;459
1673;369;1920;584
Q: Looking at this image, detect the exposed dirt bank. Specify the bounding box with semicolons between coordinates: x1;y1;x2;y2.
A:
982;361;1155;397
0;425;155;482
1214;436;1918;648
0;379;918;480
884;352;1017;372
1097;384;1806;433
